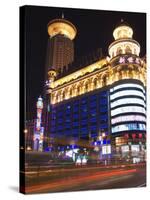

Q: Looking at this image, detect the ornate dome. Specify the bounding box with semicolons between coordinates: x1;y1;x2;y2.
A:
47;19;77;40
113;19;133;40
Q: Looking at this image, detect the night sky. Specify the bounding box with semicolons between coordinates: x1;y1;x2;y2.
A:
24;5;146;120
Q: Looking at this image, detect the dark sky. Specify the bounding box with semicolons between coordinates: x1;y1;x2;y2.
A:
24;5;146;120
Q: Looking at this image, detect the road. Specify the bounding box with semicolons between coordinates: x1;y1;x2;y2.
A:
24;164;146;194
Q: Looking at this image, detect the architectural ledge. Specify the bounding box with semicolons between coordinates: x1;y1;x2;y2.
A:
51;58;108;88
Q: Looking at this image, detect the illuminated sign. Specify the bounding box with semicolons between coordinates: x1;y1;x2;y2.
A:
110;83;145;93
36;97;43;109
102;145;111;155
66;149;79;158
115;137;127;146
121;145;129;153
131;145;140;152
110;55;142;67
111;98;145;108
110;90;145;100
112;123;146;133
119;56;141;64
111;106;146;116
34;97;44;151
111;115;146;124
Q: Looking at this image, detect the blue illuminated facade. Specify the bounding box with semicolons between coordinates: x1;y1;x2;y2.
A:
50;89;110;143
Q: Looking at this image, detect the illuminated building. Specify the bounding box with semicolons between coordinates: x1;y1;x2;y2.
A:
46;15;77;74
33;96;44;151
25;119;36;151
108;21;146;162
45;19;146;162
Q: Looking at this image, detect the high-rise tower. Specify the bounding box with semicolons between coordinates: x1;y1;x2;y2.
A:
43;17;77;150
46;17;77;74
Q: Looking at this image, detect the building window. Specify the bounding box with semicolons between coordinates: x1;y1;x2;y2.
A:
62;91;65;99
85;82;89;92
117;47;122;55
125;46;132;54
102;76;107;86
93;78;97;89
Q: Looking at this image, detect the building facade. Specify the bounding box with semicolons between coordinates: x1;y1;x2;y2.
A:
45;19;146;163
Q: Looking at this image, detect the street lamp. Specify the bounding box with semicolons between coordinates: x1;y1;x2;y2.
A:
24;129;28;134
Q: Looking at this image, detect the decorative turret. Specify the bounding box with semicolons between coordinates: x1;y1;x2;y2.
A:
108;20;146;86
113;21;133;40
108;20;140;59
47;68;57;83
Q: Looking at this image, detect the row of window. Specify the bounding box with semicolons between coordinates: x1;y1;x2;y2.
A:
50;91;109;138
51;123;108;130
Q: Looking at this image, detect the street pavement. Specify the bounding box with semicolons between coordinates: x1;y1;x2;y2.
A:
24;164;146;194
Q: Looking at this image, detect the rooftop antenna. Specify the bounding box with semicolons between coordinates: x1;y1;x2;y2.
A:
121;18;124;23
62;12;64;19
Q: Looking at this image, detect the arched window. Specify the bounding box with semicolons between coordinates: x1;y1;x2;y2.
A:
62;91;65;99
129;70;133;78
77;85;81;94
134;48;137;55
102;75;107;86
119;72;122;79
117;47;122;55
55;93;58;101
70;88;72;97
93;78;97;89
85;82;89;92
112;52;115;58
126;46;132;54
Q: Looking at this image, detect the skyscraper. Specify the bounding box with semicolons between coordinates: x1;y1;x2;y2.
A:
43;17;77;149
46;16;77;74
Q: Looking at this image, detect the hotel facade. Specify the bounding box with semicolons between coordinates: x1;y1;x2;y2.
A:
42;18;146;163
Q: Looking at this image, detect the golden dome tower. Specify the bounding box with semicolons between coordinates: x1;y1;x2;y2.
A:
108;20;146;85
46;16;77;74
47;18;77;40
108;20;140;59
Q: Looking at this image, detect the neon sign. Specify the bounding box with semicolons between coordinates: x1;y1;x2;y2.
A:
119;56;141;64
111;106;146;116
33;96;44;151
111;115;146;124
110;90;145;100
